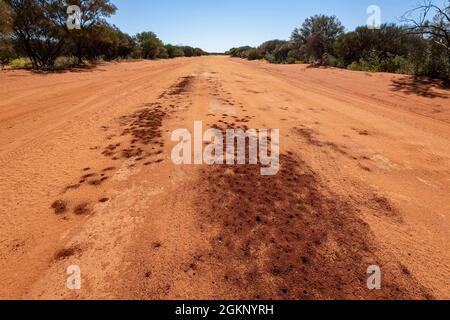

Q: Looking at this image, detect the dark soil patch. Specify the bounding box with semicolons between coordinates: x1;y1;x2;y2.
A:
152;242;162;249
193;154;432;299
359;130;370;136
64;184;81;192
120;107;166;147
160;76;194;98
73;203;90;215
54;246;81;261
294;127;322;146
369;195;401;221
294;127;351;158
89;177;108;186
51;200;67;214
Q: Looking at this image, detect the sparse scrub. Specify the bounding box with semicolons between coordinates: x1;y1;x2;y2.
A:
9;57;31;69
0;0;208;71
54;56;79;69
246;48;263;60
229;3;450;82
165;44;185;58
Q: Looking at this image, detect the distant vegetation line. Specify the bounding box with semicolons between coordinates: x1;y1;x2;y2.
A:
0;0;208;70
227;2;449;83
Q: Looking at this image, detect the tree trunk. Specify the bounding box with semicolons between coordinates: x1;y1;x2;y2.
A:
446;52;450;87
77;41;83;65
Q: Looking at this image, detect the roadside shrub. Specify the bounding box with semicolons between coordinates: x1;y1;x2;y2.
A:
246;48;262;60
347;60;376;72
180;46;204;57
9;57;31;69
158;46;169;59
257;40;293;64
135;32;163;59
286;49;301;64
0;0;206;70
264;53;276;63
379;55;413;74
327;54;340;67
422;43;449;80
285;57;296;64
347;61;361;71
165;44;184;58
291;15;344;63
54;56;78;70
228;46;254;58
345;49;382;72
0;40;15;68
230;11;448;82
194;48;207;56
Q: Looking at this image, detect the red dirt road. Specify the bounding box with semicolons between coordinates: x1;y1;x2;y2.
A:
0;56;449;299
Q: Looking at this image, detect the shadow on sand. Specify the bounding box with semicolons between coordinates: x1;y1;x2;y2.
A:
390;75;449;99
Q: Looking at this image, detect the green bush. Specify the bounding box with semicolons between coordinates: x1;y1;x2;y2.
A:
158;47;169;59
246;48;262;60
0;40;15;68
326;54;339;67
165;45;184;58
347;59;379;72
134;32;164;59
379;56;413;74
287;49;301;64
285;57;296;64
264;53;276;63
54;57;78;70
347;61;362;71
291;15;344;63
229;18;450;81
422;43;449;80
9;57;31;69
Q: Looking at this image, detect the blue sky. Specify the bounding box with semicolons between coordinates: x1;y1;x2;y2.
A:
108;0;427;53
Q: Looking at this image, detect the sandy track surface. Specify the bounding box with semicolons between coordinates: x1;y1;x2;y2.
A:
0;56;449;299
